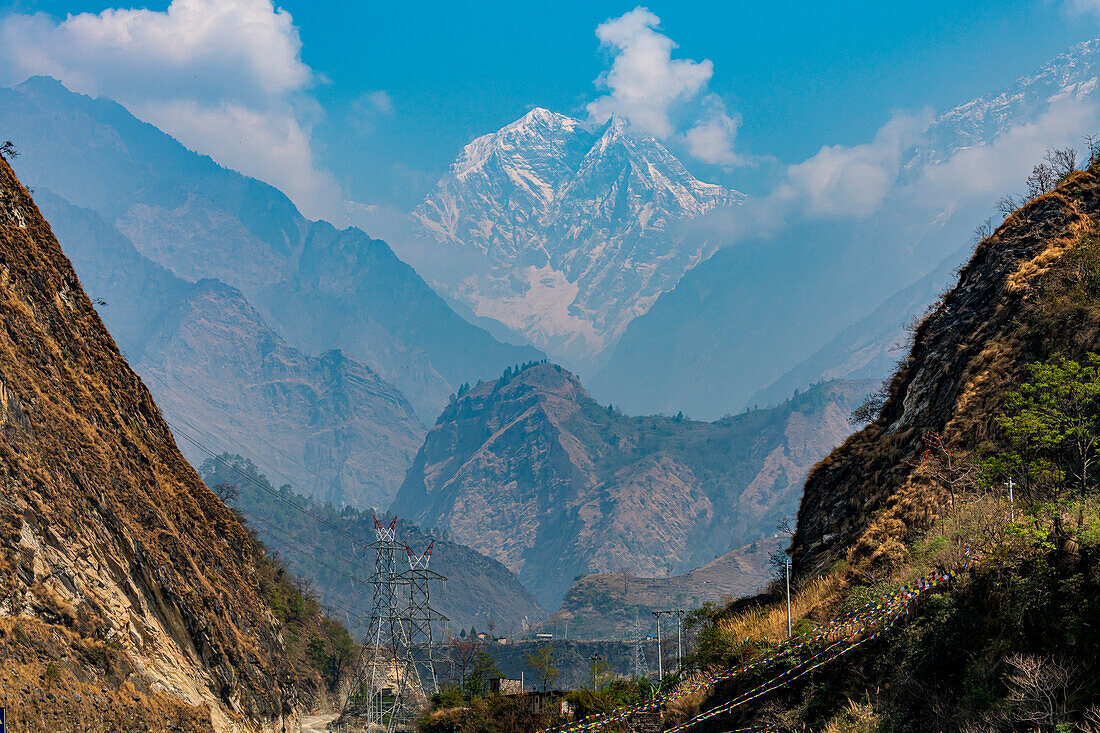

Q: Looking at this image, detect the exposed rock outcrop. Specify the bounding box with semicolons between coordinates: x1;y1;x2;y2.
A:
0;156;297;730
794;163;1100;574
392;363;870;608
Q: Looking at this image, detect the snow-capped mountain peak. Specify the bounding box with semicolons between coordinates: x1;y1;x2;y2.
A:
410;108;745;365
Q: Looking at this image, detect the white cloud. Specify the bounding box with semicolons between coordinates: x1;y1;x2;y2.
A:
1066;0;1100;16
775;110;932;218
363;90;394;115
684;94;742;166
587;6;742;166
913;95;1099;204
0;0;343;221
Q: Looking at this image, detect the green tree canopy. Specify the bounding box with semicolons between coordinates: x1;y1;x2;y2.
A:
525;646;559;692
996;354;1100;496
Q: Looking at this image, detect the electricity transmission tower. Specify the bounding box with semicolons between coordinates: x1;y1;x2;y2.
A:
631;609;649;679
340;517;436;731
403;541;448;697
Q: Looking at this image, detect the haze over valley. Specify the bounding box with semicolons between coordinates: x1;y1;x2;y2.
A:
4;2;1100;730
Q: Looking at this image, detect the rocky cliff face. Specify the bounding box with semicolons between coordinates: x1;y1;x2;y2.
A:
137;280;425;509
411;109;744;364
794;162;1100;574
391;363;869;608
0;157;297;730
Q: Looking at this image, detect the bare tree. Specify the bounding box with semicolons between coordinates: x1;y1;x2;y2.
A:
449;636;482;686
1003;653;1081;729
910;431;982;517
995;194;1022;216
0;141;17;161
1086;134;1100;168
212;481;239;503
1045;147;1078;178
294;575;317;599
1027;162;1057;199
972;217;993;244
851;380;891;425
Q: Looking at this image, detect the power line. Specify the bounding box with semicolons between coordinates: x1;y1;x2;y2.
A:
234;508;370;588
110;330;370;514
168;421;374;553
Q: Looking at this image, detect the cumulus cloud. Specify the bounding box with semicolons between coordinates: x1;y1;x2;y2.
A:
363;90;394;115
0;0;342;220
775;110;932;218
914;95;1099;204
1065;0;1100;16
587;7;743;166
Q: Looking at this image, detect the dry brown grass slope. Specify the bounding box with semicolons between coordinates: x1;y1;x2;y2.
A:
794;163;1100;576
0;156;299;731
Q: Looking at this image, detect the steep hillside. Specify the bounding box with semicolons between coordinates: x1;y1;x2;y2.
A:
391;363;871;608
0;76;542;420
409;109;744;365
537;536;783;640
795;157;1100;574
198;454;545;634
34;192;424;509
0;157;297;729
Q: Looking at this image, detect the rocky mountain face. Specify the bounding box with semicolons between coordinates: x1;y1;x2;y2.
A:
592;38;1100;420
390;362;871;608
0;75;541;424
906;37;1100;171
199;454;545;635
537;536;784;640
137;282;425;509
0;157;298;730
34;191;424;510
794;160;1100;573
410;109;744;365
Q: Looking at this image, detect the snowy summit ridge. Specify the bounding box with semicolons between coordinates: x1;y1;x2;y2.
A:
412;108;745;365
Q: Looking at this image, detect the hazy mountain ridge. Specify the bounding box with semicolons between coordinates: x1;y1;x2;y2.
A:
0;75;542;424
198;454;546;636
537;536;784;640
748;243;970;409
34;190;425;509
907;37;1100;170
411;108;744;364
391;362;871;608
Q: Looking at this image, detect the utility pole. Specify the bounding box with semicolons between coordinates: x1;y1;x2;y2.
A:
652;610;672;679
675;608;684;674
590;653;601;690
785;556;792;638
1006;477;1015;523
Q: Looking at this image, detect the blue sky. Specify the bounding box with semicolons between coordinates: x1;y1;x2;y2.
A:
0;0;1097;215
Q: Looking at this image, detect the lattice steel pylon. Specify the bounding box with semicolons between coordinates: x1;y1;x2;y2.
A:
631;609;649;680
339;517;418;732
402;542;448;698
